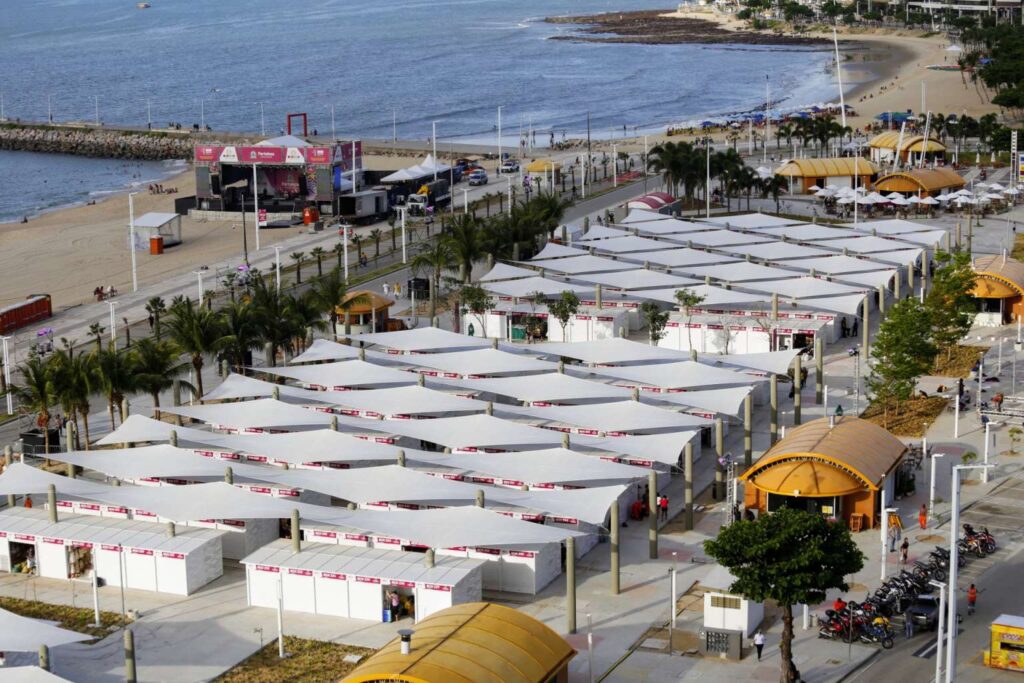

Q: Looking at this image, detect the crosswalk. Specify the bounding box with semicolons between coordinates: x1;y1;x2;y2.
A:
913;628;964;659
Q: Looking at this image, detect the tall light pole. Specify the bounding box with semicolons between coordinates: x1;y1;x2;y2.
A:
1;336;13;414
400;207;407;264
931;579;946;683
881;504;898;581
253;164;261;251
343;226;349;284
200;98;205;130
193;271;204;303
273;246;282;293
47;93;52;123
497;106;503;172
330;104;336;140
946;464;993;683
147;99;152;129
128;192;138;292
929;453;944;519
107;302;118;342
983;420;995;483
705;137;712;218
612;143;618;188
94;95;100;125
506;176;513;214
462;189;469;214
432;121;438;181
259;102;265;136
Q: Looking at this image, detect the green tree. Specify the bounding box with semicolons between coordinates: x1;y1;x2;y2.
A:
290;251;305;284
868;298;937;425
760;175;788;214
332;242;345;269
92;344;136;427
704;507;865;683
218;300;261;374
132;338;189;418
310;247;326;277
410;240;455;322
460;284;494;337
165;298;225;399
146;297;167;340
88;323;105;352
249;275;301;363
307;267;369;339
548;291;581;340
1008;426;1023;454
674;289;706;353
640;301;670;345
370;228;383;262
925;250;974;360
50;345;97;449
12;356;56;456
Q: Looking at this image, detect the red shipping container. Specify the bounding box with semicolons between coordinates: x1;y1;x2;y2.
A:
0;295;52;335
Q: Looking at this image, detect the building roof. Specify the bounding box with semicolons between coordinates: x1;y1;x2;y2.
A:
973;254;1024;298
133;212;180;228
337;290;393;315
873;168;965;193
741;417;907;494
775;157;878;178
868;132;946;153
525;160;561;173
341;602;575;683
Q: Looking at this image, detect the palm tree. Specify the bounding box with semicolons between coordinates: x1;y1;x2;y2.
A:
310;247;326;277
332;242;345;269
12;356;56;456
445;214;486;285
249;275;300;364
291;251;305;284
145;297;167;340
307;267;369;338
760;175;788;214
776;123;793;150
218;300;261;373
647;141;685;196
88;323;105;352
410;240;455;322
165;298;225;399
92;344;136;428
50;346;97;449
288;292;327;352
132;338;189;418
370;228;383;262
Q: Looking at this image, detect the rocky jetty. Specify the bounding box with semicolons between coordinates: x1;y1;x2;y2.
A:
0;123;193;160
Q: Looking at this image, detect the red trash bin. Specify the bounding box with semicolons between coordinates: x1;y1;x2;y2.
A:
149;236;164;255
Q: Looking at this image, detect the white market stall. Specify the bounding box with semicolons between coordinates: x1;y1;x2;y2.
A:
0;508;223;596
242;540;484;622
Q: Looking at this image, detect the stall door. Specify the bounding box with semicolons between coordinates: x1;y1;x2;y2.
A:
502;550;538;595
247;564;281;609
314;572;349;617
283;568;316;614
37;539;69;580
126;548;157;591
416;583;453;620
348;577;384;621
97;545;124;587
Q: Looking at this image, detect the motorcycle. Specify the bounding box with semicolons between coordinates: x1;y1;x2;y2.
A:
859;617;895;649
963;525;997;554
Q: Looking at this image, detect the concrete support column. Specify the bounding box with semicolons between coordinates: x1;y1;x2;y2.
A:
793;355;802;426
291;509;301;553
475;490;485;508
610;501;620;595
648;471;658;560
714;418;724;499
770;375;779;446
224;467;233;484
47;484;57;523
397;450;406;467
862;297;870;362
4;446;14;508
815;336;823;404
878;285;885;317
172;379;183;426
124;629;137;683
566;536;577;634
743;395;752;468
169;430;177;447
39;645;50;672
684;443;694;531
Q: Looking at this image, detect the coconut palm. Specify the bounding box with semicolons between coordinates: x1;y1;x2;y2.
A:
370;229;383;262
290;251;305;284
332;242;345;269
145;297;167;340
444;214;486;285
218;300;261;373
165;298;225;399
307;267;369;338
12;356;56;456
132;338;189;418
310;247;326;277
249;275;300;363
88;323;105;352
760;175;788;214
647;141;686;195
50;345;97;449
92;343;136;428
410;240;456;322
288;292;327;353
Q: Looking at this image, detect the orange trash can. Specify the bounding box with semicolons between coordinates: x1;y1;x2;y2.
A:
302;207;314;225
149;236;164;255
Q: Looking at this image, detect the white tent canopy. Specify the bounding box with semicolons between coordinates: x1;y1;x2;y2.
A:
0;463;113;497
257;360;416;388
410;448;649;485
202;373;333;403
745;276;866;299
842;219;936;235
41;445;270;481
580;360;760;390
526;337;688;365
529;254;635;275
625;248;741;269
816;236;918;254
619;208;666;224
834;269;897;290
0;608;92;651
482;277;592;299
757;224;863;242
96;415;218;447
404;348;557;376
532;243;589;260
582;432;696;466
508;400;712;431
159;398;337;430
627;218;714;235
679;262;803;283
696;349;799;376
479;263;537;282
290;338;381;364
585;235;670;254
640;386;753;417
802;293;871;316
375;414;568;450
667;230;774;249
445;372;632;403
787;255;891;275
642;284;770;308
346;327;492;352
571;269;699;291
722;242;835;261
576;225;631;241
697;213;802;229
311;385;485;416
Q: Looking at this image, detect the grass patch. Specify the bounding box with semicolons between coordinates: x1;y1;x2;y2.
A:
213;637;375;683
860;395;948;437
932;344;989;378
1012;233;1024;262
0;596;123;639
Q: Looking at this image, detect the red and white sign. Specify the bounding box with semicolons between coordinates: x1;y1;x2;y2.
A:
14;534;35;542
43;537;64;545
255;564;280;573
390;579;415;588
288;568;313;576
101;544;122;552
162;552;184;560
131;548;154;556
321;571;347;581
424;583;451;592
355;576;381;584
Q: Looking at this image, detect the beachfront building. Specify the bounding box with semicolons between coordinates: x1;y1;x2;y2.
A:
972;254;1024;326
868;132;946;167
740;416;907;530
341;602;575;683
873;167;965;198
336;290;395;334
774;158;877;194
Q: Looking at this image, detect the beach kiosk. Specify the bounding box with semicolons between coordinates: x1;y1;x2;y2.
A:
0;507;223;596
341;602;576;683
873;167;965;198
132;212;182;251
336;291;394;334
242;540;485;622
740;416;907;530
971;255;1024;326
985;614;1024;672
774;158;877;194
868;132;946;166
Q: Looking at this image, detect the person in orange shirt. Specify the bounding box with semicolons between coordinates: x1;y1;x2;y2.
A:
918;504;927;530
24;495;32;509
967;584;978;615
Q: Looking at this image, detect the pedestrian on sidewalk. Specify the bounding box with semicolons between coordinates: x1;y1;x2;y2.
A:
900;538;909;565
967;583;978;615
888;523;897;552
383;282;391;298
753;630;765;660
918;504;927;530
904;608;914;639
659;494;669;521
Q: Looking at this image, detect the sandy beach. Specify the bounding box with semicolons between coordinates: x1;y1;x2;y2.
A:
0;153;431;311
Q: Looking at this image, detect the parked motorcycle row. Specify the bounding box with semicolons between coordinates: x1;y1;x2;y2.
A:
818;525;998;648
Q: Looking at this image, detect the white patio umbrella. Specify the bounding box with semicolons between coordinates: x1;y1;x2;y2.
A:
920;196;940;205
988;182;1006;191
837;197;854;205
908;196;922;204
808;185;823;192
825;184;839;190
984;192;1005;200
1004;187;1021;196
890;196;910;206
856;196;876;205
936;194;954;202
885;192;904;200
946;45;963;52
955;189;973;197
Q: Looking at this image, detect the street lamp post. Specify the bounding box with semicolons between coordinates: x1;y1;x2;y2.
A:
930;453;944;519
946;464;993;683
881;504;898;581
273;246;282;294
931;579;946;683
193;271;204;303
107;302;118;342
259;102;265;136
1;336;12;414
462;189;469;214
497;106;503;174
612;143;618;188
128;192;138;292
432;121;438;181
983;420;995;483
705;137;712;218
400;207;407;264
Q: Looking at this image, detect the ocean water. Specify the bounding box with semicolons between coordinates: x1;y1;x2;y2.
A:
0;0;839;220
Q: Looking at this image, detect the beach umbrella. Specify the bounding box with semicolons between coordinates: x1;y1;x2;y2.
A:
946;45;963;53
908;196;922;204
988;183;1006;191
808;185;823;192
837;197;854;205
1004;187;1020;196
936;194;953;201
954;189;973;197
825;184;838;190
984;192;1004;200
885;192;904;200
974;182;989;189
890;196;910;206
920;196;940;205
856;196;876;205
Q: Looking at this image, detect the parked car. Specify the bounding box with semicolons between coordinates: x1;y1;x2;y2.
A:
906;595;963;631
499;160;519;174
468;170;488;186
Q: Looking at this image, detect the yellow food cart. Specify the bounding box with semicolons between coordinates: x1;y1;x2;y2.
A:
985;614;1024;672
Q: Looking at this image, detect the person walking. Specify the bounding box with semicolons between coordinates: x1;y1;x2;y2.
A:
900;538;909;565
389;590;401;622
753;630;766;660
659;494;669;522
382;282;391;298
904;607;914;639
888;523;897;552
918;504;927;530
967;583;978;615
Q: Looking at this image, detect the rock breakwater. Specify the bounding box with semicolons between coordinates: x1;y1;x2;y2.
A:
0;124;193;160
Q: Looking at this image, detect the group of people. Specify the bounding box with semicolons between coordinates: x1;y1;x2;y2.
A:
93;285;118;301
147;184;177;195
628;484;670;522
381;281;403;299
386;589;413;622
838;317;859;338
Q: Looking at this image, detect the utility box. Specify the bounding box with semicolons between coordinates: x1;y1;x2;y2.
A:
698;626;743;661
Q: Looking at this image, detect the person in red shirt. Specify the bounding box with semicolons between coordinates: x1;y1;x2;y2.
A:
659;494;669;522
833;597;847;613
967;584;978;615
